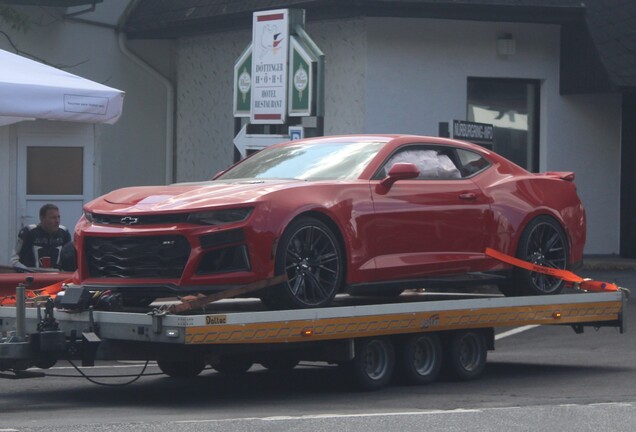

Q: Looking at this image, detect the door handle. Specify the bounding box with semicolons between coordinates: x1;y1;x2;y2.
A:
459;192;477;201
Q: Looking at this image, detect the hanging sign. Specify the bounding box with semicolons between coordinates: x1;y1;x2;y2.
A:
288;36;315;117
233;44;252;117
250;9;290;124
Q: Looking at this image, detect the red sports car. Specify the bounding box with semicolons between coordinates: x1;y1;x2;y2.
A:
74;135;585;308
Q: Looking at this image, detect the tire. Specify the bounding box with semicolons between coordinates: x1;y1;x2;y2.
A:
397;333;442;385
349;337;395;391
510;216;569;296
268;217;344;309
260;356;300;371
157;359;206;378
442;330;487;381
211;356;253;374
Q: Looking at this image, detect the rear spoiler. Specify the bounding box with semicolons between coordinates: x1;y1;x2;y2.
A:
540;171;575;182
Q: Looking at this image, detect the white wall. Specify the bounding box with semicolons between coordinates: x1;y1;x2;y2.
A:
545;93;621;254
0;5;171;193
361;18;619;253
176;18;369;182
176;30;250;182
0;3;173;263
0;127;13;265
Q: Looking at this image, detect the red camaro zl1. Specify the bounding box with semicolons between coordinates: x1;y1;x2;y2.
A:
74;135;586;308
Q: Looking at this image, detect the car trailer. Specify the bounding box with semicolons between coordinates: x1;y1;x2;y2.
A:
0;280;628;391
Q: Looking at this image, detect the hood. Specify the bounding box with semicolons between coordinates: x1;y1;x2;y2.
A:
86;179;301;213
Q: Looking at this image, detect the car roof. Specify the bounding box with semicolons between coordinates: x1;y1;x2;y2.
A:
277;134;492;154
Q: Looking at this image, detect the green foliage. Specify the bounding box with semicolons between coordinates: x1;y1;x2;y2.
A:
0;5;30;32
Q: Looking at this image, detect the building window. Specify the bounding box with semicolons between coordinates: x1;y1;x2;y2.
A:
27;146;83;195
467;78;540;172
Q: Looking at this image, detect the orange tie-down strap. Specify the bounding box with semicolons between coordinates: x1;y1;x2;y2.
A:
0;279;68;306
485;248;623;294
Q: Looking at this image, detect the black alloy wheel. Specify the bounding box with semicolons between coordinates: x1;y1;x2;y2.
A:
270;217;344;309
511;216;569;296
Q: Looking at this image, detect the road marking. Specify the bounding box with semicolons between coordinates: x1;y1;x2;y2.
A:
35;362;158;371
176;409;482;423
495;325;539;340
174;402;636;424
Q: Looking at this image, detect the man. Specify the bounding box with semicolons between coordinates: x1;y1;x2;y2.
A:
10;204;72;270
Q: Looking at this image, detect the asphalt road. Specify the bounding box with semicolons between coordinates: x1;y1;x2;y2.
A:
0;270;634;432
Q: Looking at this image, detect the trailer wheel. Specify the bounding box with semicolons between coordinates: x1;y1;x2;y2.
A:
398;333;442;385
157;359;206;378
212;356;253;374
443;330;487;381
349;337;395;390
260;357;300;371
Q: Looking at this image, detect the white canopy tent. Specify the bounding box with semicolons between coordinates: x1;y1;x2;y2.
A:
0;48;124;126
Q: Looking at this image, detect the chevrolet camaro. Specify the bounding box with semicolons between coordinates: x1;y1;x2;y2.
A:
74;134;586;308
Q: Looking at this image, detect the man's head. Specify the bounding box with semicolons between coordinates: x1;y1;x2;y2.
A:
39;203;61;235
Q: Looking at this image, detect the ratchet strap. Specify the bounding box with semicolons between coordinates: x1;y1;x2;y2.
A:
485;247;621;293
0;279;69;306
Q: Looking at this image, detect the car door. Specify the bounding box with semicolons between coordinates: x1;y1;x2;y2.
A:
367;144;492;281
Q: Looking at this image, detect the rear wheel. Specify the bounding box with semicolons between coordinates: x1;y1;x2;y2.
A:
397;333;442;385
268;217;344;309
508;216;568;296
442;330;487;381
260;356;300;371
211;356;253;374
349;337;395;391
157;359;206;378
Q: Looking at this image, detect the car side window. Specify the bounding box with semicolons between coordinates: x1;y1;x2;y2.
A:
455;148;490;177
380;146;462;180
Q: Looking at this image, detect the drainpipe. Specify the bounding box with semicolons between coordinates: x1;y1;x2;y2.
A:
117;1;175;184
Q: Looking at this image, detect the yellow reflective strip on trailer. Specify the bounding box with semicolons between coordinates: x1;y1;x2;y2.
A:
184;300;622;345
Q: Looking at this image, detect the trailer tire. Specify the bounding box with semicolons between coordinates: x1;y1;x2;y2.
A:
260;357;300;371
157;359;206;378
212;356;253;374
398;333;442;385
443;330;487;381
349;337;395;391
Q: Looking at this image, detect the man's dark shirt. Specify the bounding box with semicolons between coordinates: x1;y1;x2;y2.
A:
11;224;72;269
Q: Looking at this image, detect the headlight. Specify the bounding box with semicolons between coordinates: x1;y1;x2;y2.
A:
187;208;253;225
83;210;94;223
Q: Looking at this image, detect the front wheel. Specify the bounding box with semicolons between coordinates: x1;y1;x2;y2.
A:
349;337;395;391
268;217;344;309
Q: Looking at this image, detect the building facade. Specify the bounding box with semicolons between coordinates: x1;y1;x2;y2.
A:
0;0;634;264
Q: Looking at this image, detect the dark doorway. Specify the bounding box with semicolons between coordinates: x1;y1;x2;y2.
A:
467;78;540;172
620;92;636;258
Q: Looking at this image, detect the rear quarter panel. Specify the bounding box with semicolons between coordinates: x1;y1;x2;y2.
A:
477;169;586;265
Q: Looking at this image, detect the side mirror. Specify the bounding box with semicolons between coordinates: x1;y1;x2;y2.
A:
376;162;419;194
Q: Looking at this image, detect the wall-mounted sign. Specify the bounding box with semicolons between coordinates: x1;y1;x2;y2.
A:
233;45;252;117
250;9;290;124
288;36;315;117
453;120;494;148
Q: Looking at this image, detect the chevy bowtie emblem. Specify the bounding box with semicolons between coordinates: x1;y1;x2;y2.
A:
120;216;139;225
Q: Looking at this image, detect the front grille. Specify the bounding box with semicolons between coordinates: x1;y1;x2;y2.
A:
85;236;190;279
91;213;189;225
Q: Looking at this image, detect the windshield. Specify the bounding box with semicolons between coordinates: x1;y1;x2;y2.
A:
218;140;387;181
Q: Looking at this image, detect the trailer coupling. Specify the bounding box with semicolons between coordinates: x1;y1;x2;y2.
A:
0;285;101;378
